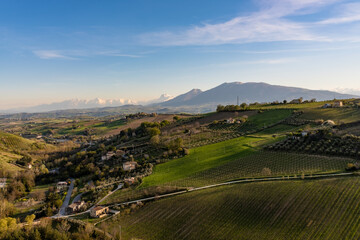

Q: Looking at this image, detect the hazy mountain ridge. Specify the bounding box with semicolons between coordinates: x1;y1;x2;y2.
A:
1;82;358;116
1;94;173;114
157;82;358;107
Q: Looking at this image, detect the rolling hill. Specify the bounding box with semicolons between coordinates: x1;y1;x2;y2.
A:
0;130;55;172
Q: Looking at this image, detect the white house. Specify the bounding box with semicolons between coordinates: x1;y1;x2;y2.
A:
56;181;68;191
123;161;137;171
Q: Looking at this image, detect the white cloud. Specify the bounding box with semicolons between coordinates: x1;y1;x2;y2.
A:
96;51;142;58
33;49;142;60
216;58;296;67
33;50;74;59
140;0;338;46
318;2;360;25
332;87;360;96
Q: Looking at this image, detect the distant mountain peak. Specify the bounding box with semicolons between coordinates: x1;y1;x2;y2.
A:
157;81;358;107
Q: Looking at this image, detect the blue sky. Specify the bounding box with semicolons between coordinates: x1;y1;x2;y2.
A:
1;0;360;109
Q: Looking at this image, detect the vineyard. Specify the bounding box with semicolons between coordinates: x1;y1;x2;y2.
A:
299;108;360;124
0;130;56;172
101;177;360;240
141;135;278;188
266;134;360;159
103;150;355;205
209;109;293;133
165;151;355;188
0;131;38;152
184;109;295;148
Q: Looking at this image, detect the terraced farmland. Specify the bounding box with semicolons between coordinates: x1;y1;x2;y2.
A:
209;109;293;133
101;177;360;240
141;134;355;189
166;151;355;187
299;108;360;124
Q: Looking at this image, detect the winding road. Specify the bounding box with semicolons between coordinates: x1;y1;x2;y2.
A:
57;178;75;216
56;172;355;219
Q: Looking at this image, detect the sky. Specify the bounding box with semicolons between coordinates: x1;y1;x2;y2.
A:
1;0;360;109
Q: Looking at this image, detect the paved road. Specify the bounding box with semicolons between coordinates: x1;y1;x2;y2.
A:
72;193;83;204
56;172;354;219
58;178;75;216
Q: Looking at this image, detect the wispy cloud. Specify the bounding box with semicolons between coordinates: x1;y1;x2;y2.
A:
140;0;338;46
96;51;142;58
33;50;75;59
318;2;360;25
216;58;296;67
332;87;360;96
33;49;142;60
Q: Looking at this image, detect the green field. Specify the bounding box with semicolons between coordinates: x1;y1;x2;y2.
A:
0;130;55;172
141;135;278;188
101;176;360;240
167;151;355;187
0;152;22;172
104;150;354;205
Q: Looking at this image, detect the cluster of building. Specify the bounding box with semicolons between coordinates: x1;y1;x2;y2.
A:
226;118;242;124
100;149;137;171
322;101;343;108
101;150;125;161
123;161;137;171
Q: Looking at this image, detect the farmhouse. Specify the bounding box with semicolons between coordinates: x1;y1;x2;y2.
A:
116;150;125;157
56;181;68;191
290;99;301;104
67;201;85;214
334;101;343;108
322;103;332;108
124;177;136;186
301;131;309;137
0;178;7;189
226;118;235;124
90;206;109;218
101;151;116;161
123;161;137;171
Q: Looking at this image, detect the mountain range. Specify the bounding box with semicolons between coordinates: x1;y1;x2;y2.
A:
155;82;357;108
0;82;358;115
1;94;173;114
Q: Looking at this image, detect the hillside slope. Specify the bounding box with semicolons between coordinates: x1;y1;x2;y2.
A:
102;177;360;240
0;131;54;172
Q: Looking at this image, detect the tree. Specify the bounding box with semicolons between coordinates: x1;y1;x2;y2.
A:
0;218;7;232
173;116;180;121
54;199;63;208
216;105;225;112
25;214;36;225
240;103;248;110
57;219;71;232
146;127;160;137
150;135;160;146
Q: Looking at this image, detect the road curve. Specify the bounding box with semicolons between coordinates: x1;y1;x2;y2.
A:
56;172;355;219
58;178;75;216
